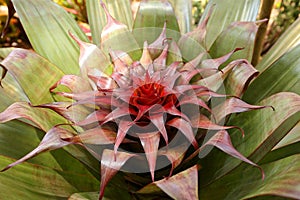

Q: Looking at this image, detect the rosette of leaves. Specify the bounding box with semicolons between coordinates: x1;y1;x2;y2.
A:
0;0;299;199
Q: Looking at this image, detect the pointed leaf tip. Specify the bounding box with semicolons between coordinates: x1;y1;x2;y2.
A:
155;165;199;200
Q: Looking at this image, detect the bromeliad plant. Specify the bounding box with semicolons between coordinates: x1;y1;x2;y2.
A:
0;0;299;199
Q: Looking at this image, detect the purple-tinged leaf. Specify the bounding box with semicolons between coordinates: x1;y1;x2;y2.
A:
178;4;214;51
102;107;130;125
155;165;199;200
138;132;160;182
199;48;243;77
224;60;258;97
111;72;131;88
69;32;112;76
149;113;168;145
63;127;116;145
192;115;244;136
148;22;167;58
196;59;248;93
167;118;198;149
159;144;188;177
153;44;168;68
0;102;67;132
114;120;131;157
99;149;134;199
140;41;153;68
100;1;128;43
34;102;90;123
213;97;273;123
76;109;110;126
49;74;91;94
0;126;74;172
88;74;117;90
168;40;182;63
180;52;206;71
109;50;130;77
178;96;211;113
199;130;264;178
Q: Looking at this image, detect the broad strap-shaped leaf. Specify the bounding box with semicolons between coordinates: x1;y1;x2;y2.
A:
103;0;134;30
155;165;199;200
0;102;67;132
199;92;300;186
257;18;300;72
133;0;181;47
201;154;300;199
210;21;258;64
273;122;300;150
12;0;88;74
199;0;260;49
1;49;64;104
243;44;300;104
86;0;106;46
138;132;160;182
99;149;135;199
1;126;74;172
0;154;99;200
168;0;192;33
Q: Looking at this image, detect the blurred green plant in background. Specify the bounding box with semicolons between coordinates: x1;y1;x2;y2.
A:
192;0;208;27
263;0;299;54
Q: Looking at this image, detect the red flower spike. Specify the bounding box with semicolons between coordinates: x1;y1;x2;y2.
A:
138;132;161;182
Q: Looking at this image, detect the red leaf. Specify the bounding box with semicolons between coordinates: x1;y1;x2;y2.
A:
149;113;168;145
155;165;199;200
109;50;130;76
114;120;131;158
99;149;135;199
0;126;74;172
167;118;198;149
138;132;160;182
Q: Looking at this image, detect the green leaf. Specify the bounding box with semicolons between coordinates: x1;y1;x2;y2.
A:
200;154;300;199
12;0;88;74
243;44;300;104
1;49;64;105
0;121;62;169
103;0;134;30
0;154;99;200
199;92;300;186
257;17;300;72
133;0;181;47
273;122;300;149
168;0;192;33
0;47;15;60
86;0;105;46
210;22;258;64
200;0;260;49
